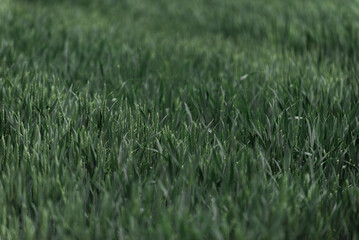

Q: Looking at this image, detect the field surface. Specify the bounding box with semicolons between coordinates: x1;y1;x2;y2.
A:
0;0;359;239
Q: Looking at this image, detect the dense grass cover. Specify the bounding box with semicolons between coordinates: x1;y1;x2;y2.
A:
0;0;359;239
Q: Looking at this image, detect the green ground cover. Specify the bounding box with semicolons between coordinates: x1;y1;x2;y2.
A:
0;0;359;239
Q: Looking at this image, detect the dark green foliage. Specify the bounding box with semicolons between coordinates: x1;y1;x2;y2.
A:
0;0;359;239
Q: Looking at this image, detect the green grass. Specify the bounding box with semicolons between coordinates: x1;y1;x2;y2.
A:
0;0;359;239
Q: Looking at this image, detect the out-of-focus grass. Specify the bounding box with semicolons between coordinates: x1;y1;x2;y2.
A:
0;0;359;239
